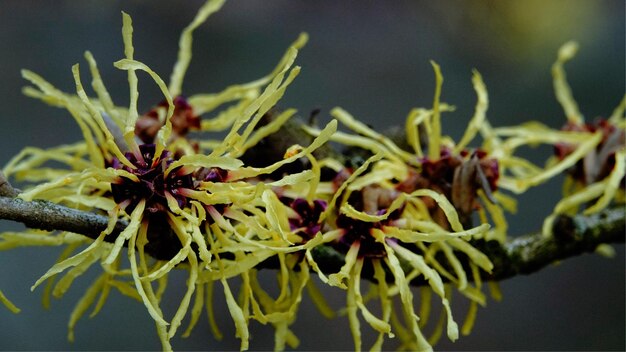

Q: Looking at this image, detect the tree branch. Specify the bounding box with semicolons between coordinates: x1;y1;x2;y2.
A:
0;192;622;282
487;208;624;280
0;196;128;242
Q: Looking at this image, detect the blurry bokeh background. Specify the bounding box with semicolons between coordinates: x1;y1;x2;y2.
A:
0;0;623;350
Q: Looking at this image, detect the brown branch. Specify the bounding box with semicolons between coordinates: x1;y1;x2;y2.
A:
490;208;625;280
0;191;623;283
0;170;125;242
0;196;127;241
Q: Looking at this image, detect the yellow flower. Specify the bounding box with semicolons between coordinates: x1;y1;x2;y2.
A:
545;42;625;226
304;63;514;243
1;1;335;350
479;42;625;235
300;63;504;349
3;0;619;350
291;151;493;351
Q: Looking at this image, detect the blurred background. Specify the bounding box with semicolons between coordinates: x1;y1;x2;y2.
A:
0;0;623;350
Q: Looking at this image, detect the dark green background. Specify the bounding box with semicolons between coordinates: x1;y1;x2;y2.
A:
0;1;623;350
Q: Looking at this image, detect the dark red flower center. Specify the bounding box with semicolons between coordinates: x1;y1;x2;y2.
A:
555;118;625;186
135;95;201;144
334;207;402;258
394;148;499;228
110;144;193;213
284;198;327;240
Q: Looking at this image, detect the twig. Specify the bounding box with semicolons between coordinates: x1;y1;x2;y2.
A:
0;196;127;242
0;192;622;283
491;208;625;279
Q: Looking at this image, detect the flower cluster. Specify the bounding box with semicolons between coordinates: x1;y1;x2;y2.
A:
1;1;623;351
478;42;625;236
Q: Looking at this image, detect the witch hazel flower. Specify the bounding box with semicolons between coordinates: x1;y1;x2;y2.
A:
191;133;337;351
198;166;339;350
2;6;242;349
284;154;489;350
305;64;515;243
400;148;501;233
0;1;338;350
481;42;625;235
555;118;625;188
547;43;625;220
488;43;625;195
2;1;619;351
283;197;327;240
299;61;512;349
110;144;194;214
135;95;201;146
316;154;492;351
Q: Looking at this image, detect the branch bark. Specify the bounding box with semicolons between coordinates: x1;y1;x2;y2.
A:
0;192;622;282
487;208;624;279
0;196;128;241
